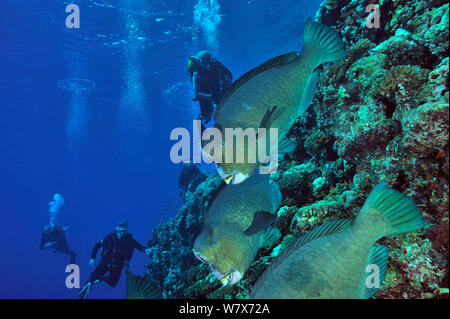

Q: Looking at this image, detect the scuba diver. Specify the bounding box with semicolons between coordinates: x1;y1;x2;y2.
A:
40;224;76;264
79;221;151;299
187;51;233;124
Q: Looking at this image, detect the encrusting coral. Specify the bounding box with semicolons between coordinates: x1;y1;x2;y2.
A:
146;0;449;299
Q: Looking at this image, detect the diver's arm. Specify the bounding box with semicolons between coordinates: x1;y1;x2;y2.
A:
132;239;146;253
192;72;200;100
192;72;212;101
90;240;102;260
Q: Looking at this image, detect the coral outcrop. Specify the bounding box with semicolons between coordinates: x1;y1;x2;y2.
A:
146;170;223;298
147;0;448;299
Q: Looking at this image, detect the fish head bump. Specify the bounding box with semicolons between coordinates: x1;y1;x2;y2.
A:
193;227;251;285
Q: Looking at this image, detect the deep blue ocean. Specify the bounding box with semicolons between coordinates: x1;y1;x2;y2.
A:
0;0;323;298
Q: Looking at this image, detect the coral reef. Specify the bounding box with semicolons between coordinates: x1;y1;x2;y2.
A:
147;0;449;299
146;171;223;298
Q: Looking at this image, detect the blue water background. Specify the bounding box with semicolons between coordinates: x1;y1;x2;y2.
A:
0;0;323;298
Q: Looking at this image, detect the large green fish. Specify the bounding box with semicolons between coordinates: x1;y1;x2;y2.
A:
204;18;346;184
250;183;426;298
193;174;282;286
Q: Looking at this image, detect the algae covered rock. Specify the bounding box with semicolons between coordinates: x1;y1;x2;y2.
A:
277;160;321;199
400;101;449;156
147;0;449;299
412;3;449;58
427;57;449;103
178;164;202;192
146;172;223;298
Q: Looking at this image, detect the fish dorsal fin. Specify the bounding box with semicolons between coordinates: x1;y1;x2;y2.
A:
279;219;352;260
251;219;352;297
126;271;161;299
362;245;388;299
244;211;277;236
216;51;299;114
291;218;352;248
268;220;351;274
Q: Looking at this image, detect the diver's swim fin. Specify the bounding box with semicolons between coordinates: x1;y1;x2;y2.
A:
78;282;92;299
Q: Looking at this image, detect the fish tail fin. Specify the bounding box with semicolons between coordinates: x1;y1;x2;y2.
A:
356;183;426;239
301;18;347;68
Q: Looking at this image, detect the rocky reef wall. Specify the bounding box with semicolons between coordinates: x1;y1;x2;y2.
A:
146;0;448;299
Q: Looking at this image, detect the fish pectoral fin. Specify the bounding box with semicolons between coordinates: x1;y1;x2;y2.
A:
269;180;282;212
260;106;278;131
362;245;388;299
256;106;285;139
244;211;277;236
261;226;281;248
275;138;297;158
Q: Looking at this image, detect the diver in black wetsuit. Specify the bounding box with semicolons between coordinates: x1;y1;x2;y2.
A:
187;51;233;124
79;221;151;299
40;224;76;264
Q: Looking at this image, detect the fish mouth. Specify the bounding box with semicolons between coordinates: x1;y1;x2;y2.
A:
219;271;232;285
230;172;250;184
216;165;235;184
216;165;250;185
217;269;243;286
192;249;242;286
210;266;243;286
224;174;234;184
193;249;209;264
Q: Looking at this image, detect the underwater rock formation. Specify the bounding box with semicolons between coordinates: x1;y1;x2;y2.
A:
147;0;448;299
178;164;203;192
146;171;223;298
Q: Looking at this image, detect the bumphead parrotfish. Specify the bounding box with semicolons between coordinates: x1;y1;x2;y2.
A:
251;183;426;298
204;18;346;184
193;174;282;286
